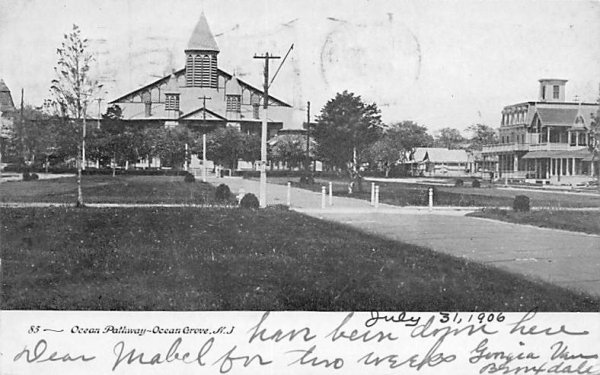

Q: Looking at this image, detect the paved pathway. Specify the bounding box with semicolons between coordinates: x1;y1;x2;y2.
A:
212;177;600;297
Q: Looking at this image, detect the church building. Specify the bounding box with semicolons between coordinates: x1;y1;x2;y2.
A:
109;12;293;138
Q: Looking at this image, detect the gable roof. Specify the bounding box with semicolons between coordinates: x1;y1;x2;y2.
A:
534;108;578;127
412;147;468;163
179;107;227;121
186;12;219;52
0;79;16;113
109;68;291;107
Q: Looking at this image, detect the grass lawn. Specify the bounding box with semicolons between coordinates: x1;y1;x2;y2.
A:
468;209;600;235
263;176;600;208
1;207;598;311
0;175;216;204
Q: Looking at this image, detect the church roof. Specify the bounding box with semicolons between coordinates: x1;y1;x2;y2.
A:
186;12;219;52
164;74;180;94
0;79;16;113
227;76;242;96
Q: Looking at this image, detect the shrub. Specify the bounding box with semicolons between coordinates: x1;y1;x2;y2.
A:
184;173;195;183
513;195;530;212
22;172;31;181
240;193;260;209
300;175;315;185
454;179;464;187
215;184;232;201
472;179;481;188
30;173;39;180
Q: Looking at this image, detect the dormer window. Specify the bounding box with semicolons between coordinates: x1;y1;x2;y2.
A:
165;94;180;111
226;95;241;112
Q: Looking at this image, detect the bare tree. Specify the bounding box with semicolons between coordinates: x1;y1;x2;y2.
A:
50;24;98;207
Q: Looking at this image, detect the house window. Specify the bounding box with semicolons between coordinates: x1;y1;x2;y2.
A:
542;86;546;100
253;103;259;119
165;94;180;111
553;85;559;99
144;102;152;117
226;95;241;112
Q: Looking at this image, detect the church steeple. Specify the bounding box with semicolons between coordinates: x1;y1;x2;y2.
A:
185;12;219;88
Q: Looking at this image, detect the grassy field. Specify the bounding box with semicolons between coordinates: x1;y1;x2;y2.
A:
468;209;600;235
263;176;600;208
1;206;598;311
0;175;217;204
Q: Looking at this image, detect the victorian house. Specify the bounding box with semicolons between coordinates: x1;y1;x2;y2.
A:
481;79;598;185
109;12;293;138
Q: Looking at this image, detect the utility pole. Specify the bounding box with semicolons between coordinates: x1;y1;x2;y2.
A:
199;95;211;181
254;52;280;207
306;101;311;171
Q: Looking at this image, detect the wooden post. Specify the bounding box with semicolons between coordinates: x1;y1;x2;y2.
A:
287;182;291;206
428;187;433;211
328;181;333;206
321;186;326;209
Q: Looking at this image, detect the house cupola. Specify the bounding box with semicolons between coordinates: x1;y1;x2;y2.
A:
539;79;567;102
185;12;219;89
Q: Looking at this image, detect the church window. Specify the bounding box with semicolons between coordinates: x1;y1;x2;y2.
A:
226;95;241;112
186;53;218;88
165;94;180;111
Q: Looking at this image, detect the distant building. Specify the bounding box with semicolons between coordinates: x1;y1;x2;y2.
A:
406;147;469;177
109;12;294;137
482;79;598;185
1;79;16;162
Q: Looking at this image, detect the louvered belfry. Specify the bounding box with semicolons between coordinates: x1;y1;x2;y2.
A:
185;12;220;88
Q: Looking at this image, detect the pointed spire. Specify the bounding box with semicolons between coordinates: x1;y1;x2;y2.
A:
186;12;219;52
164;73;180;94
227;76;242;96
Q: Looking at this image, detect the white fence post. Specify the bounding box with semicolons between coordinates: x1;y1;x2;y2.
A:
321;186;326;209
329;182;333;206
375;185;380;208
428;187;433;211
287;182;291;206
371;182;375;206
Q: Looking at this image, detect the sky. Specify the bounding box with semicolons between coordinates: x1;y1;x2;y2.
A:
1;0;599;134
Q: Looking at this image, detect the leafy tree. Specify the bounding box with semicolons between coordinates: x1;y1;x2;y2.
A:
466;123;498;151
205;127;260;170
49;24;99;206
155;127;194;169
4;105;59;168
434;127;465;149
365;121;433;177
314;91;383;192
270;134;308;169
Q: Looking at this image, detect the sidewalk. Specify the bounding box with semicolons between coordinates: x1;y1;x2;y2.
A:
213;177;600;297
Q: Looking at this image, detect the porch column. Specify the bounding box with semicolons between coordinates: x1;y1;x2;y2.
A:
575;132;579;146
547;127;551;145
568;132;572;145
572;158;575;176
558;158;562;176
514;154;518;172
546;158;550;179
550;158;554;176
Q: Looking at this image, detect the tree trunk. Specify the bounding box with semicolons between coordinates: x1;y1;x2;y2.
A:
76;144;84;207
